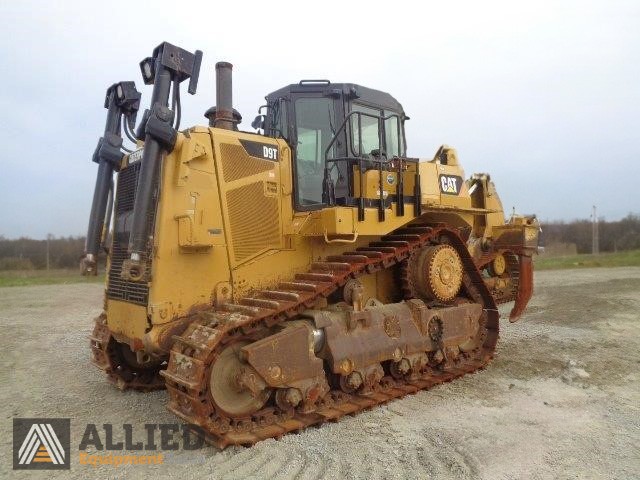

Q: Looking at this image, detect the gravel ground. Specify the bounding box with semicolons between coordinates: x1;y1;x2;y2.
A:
1;267;639;479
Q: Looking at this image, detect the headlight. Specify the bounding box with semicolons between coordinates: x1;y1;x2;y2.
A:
139;57;155;85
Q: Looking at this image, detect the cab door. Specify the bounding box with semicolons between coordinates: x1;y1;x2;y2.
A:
289;90;346;211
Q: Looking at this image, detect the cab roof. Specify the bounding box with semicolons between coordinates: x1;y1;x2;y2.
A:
265;81;406;117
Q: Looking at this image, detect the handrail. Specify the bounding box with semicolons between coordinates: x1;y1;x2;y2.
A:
324;110;404;163
323;110;405;216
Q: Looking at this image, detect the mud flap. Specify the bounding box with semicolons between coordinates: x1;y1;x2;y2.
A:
509;255;533;322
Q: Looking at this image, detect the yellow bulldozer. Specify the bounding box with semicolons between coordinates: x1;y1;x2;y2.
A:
83;42;539;447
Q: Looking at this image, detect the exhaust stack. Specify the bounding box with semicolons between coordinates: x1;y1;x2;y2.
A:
213;62;236;130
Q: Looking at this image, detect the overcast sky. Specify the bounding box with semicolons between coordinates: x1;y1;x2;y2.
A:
0;0;638;239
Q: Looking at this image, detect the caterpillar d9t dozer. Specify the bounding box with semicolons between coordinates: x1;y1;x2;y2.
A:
84;42;539;447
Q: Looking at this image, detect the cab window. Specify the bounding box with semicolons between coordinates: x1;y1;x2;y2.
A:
294;97;336;206
274;99;288;139
351;104;381;156
384;115;403;157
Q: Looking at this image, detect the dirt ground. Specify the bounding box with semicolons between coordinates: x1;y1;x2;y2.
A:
1;267;639;479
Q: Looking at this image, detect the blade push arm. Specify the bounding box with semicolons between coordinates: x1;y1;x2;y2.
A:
123;42;202;281
81;82;141;275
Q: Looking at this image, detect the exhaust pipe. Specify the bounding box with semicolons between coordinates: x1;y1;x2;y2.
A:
213;62;236;130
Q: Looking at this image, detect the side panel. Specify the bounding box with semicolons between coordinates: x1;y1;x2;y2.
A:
417;160;475;229
211;130;313;300
483;179;507;238
147;128;231;325
213;130;285;267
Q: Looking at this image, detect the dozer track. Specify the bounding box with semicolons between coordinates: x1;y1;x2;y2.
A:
161;224;499;448
468;248;520;306
90;314;166;391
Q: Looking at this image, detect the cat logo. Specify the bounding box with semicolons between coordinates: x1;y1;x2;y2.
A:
13;418;70;470
439;174;463;196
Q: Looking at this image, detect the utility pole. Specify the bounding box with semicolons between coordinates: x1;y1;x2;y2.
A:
46;234;53;270
591;206;599;255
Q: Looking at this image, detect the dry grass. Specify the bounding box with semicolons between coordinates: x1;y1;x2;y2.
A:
0;269;104;287
535;249;640;270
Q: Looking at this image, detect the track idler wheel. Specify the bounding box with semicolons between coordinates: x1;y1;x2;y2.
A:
409;244;463;303
209;341;272;418
488;253;507;277
106;339;166;391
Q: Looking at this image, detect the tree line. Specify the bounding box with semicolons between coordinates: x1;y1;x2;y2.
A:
541;213;640;254
0;213;638;270
0;236;99;270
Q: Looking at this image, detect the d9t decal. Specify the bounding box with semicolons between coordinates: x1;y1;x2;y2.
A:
239;139;279;161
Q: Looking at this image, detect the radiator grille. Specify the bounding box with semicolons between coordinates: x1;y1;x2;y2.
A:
115;163;139;213
107;241;149;305
106;162;156;306
226;182;280;263
220;143;274;183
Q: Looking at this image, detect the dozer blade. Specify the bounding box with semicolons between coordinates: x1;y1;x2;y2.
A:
509;254;533;322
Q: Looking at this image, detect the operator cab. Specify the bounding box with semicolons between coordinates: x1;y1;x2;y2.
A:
261;81;408;211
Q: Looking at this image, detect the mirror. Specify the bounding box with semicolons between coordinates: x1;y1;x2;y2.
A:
251;114;265;130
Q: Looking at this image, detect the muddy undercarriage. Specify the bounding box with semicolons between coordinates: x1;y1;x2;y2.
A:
88;224;532;447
